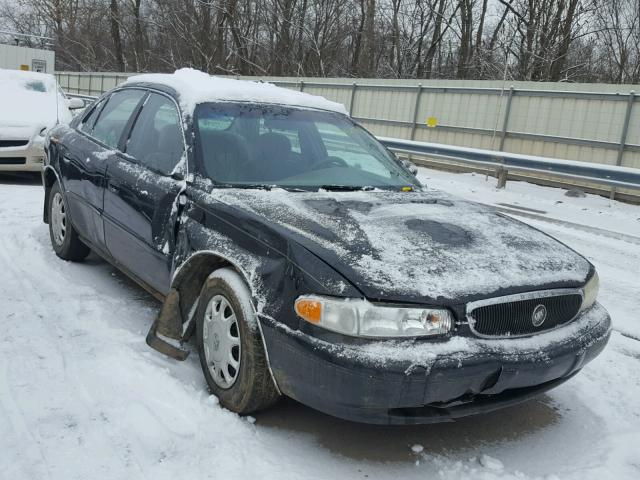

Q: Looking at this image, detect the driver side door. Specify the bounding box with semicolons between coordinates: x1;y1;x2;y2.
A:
103;92;187;295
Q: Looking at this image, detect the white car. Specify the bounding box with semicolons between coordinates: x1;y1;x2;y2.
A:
0;69;84;172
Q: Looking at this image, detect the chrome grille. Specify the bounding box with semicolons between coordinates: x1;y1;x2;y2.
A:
467;289;583;338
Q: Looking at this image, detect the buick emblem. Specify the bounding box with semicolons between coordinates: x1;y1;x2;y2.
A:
532;304;547;327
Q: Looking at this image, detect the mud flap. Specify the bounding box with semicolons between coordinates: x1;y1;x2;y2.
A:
146;288;190;360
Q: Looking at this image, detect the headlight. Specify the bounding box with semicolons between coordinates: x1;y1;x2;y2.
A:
294;296;452;338
581;272;599;311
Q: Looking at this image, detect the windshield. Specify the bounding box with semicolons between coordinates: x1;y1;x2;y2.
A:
194;103;419;190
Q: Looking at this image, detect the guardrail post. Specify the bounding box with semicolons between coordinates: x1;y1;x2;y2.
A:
349;82;357;116
100;74;105;94
410;84;423;140
299;80;304;92
610;90;635;200
496;85;514;188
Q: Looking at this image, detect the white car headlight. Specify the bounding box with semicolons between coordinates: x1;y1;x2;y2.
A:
581;272;599;312
294;295;453;338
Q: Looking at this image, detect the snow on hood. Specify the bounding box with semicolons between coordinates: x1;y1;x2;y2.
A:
211;189;591;302
0;68;71;129
125;68;348;116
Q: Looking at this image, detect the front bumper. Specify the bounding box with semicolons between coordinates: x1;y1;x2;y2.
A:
0;139;45;172
259;303;611;424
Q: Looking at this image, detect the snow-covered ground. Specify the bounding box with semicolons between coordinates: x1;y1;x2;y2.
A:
1;170;639;480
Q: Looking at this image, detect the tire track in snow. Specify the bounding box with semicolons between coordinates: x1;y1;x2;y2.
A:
0;222;153;480
494;206;640;246
509;215;640;342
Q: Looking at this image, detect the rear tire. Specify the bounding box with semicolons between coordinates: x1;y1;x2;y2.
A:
196;267;280;414
48;181;90;262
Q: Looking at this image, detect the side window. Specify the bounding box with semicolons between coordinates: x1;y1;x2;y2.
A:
91;89;146;149
125;93;184;176
78;98;105;134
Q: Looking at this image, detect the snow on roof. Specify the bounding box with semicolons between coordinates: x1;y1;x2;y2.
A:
0;68;57;92
126;68;348;116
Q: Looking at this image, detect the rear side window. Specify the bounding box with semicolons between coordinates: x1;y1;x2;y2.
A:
125;93;184;175
91;89;146;149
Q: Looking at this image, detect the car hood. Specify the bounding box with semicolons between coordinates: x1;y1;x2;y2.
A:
0;124;40;141
212;189;591;303
0;93;71;130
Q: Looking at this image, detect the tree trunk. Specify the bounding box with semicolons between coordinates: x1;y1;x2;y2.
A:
109;0;125;71
549;0;580;81
132;0;144;71
359;0;376;76
456;0;473;79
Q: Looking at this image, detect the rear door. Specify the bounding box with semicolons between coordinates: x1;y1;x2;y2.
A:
103;92;187;295
61;89;146;248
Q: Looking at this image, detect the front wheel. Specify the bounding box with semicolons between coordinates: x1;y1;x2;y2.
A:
196;267;280;414
48;181;90;261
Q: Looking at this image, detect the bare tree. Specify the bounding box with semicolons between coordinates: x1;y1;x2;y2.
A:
1;0;638;84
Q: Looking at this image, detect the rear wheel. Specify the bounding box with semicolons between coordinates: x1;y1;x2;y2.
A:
48;181;90;261
196;267;279;414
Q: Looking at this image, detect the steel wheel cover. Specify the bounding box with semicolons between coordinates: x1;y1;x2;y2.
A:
51;192;66;246
202;294;241;389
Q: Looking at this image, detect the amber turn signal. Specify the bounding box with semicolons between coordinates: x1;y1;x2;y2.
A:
294;298;323;324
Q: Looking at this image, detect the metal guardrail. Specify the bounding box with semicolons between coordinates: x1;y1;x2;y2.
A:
56;72;640;156
66;92;99;100
62;90;640;193
379;137;640;191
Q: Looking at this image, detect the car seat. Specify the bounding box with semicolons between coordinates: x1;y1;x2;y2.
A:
255;132;298;180
200;131;251;182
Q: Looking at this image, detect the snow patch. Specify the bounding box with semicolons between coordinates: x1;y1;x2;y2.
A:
0;68;72;127
93;149;117;160
126;68;348;116
211;189;590;300
479;454;504;471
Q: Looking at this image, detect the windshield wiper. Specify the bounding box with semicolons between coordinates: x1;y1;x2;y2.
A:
317;185;375;192
213;183;305;192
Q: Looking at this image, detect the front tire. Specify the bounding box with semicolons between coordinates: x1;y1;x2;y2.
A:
48;181;90;261
196;267;279;414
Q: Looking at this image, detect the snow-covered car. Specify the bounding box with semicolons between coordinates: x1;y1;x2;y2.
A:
42;69;611;424
0;69;83;172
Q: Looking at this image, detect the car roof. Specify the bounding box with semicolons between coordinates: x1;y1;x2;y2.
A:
124;68;348;116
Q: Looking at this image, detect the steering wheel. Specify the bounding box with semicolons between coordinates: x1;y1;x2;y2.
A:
313;156;348;170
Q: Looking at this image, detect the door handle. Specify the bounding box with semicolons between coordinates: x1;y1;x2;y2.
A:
108;184;119;194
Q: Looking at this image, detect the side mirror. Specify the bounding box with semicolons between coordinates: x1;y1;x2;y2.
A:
66;98;85;110
400;158;419;176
